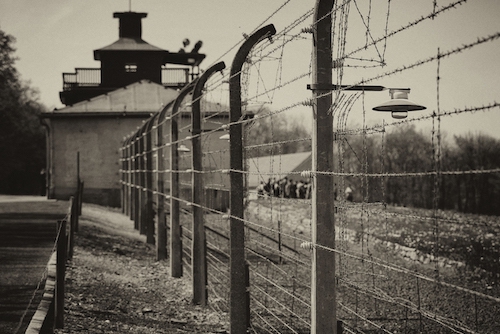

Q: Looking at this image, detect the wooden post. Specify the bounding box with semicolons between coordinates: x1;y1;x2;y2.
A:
191;61;226;305
311;1;337;333
229;24;276;334
55;220;67;329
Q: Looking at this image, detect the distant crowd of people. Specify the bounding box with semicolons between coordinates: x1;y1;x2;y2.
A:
256;177;355;202
257;177;312;199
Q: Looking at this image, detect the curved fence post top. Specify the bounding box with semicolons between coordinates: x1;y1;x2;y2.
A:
172;79;198;117
157;100;175;126
193;61;226;98
146;113;159;133
230;24;276;78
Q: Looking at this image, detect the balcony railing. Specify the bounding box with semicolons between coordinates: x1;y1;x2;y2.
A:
162;67;190;86
62;68;100;90
62;67;191;91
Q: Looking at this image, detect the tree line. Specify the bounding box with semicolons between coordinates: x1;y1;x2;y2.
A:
0;29;46;195
245;110;500;216
339;124;500;216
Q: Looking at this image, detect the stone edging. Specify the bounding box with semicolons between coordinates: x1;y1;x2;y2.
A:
25;251;57;334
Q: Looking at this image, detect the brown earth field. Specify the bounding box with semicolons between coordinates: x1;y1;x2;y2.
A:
54;204;229;334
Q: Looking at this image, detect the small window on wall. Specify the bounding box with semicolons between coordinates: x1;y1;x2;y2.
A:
125;64;137;73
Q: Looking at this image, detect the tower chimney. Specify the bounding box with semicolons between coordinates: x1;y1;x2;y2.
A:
113;12;147;39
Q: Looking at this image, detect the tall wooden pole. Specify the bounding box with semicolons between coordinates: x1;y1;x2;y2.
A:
311;0;337;333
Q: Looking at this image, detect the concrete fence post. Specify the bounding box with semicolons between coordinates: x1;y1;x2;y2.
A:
155;101;174;261
170;80;197;277
311;1;337;333
145;116;157;244
139;124;147;235
133;134;140;229
191;61;226;305
229;24;276;333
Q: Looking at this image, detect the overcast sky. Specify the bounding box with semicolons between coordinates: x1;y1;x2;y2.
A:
1;0;499;139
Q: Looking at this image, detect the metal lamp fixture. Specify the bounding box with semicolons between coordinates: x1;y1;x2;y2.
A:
177;144;191;152
372;88;426;119
219;133;230;141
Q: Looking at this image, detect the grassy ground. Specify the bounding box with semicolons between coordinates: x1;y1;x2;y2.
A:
242;198;500;333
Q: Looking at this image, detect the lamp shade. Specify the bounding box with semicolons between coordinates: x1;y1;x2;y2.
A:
178;144;190;152
372;89;426;119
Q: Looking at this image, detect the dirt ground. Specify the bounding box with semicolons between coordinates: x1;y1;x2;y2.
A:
54;204;228;334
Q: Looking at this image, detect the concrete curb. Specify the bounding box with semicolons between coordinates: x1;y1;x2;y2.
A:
25;252;57;334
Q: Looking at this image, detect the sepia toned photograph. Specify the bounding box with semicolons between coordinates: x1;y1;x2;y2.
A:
1;1;499;333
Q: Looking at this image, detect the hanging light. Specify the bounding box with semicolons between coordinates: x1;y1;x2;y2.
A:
219;133;230;141
177;144;190;152
372;88;426;119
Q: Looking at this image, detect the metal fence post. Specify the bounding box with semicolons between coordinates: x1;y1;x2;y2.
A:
191;61;226;305
311;1;337;333
229;24;276;333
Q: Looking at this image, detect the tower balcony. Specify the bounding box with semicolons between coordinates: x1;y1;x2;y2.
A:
60;67;193;105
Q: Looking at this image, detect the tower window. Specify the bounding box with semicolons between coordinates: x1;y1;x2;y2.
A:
125;64;138;73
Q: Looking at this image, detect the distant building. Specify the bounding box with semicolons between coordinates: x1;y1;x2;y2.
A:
41;11;208;207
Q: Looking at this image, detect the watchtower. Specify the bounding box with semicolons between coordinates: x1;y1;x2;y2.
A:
60;11;205;106
42;11;207;207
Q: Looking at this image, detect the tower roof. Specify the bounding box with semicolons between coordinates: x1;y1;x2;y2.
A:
48;80;179;115
94;11;168;60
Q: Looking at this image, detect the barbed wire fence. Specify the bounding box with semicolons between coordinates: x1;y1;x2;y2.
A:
120;0;500;333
